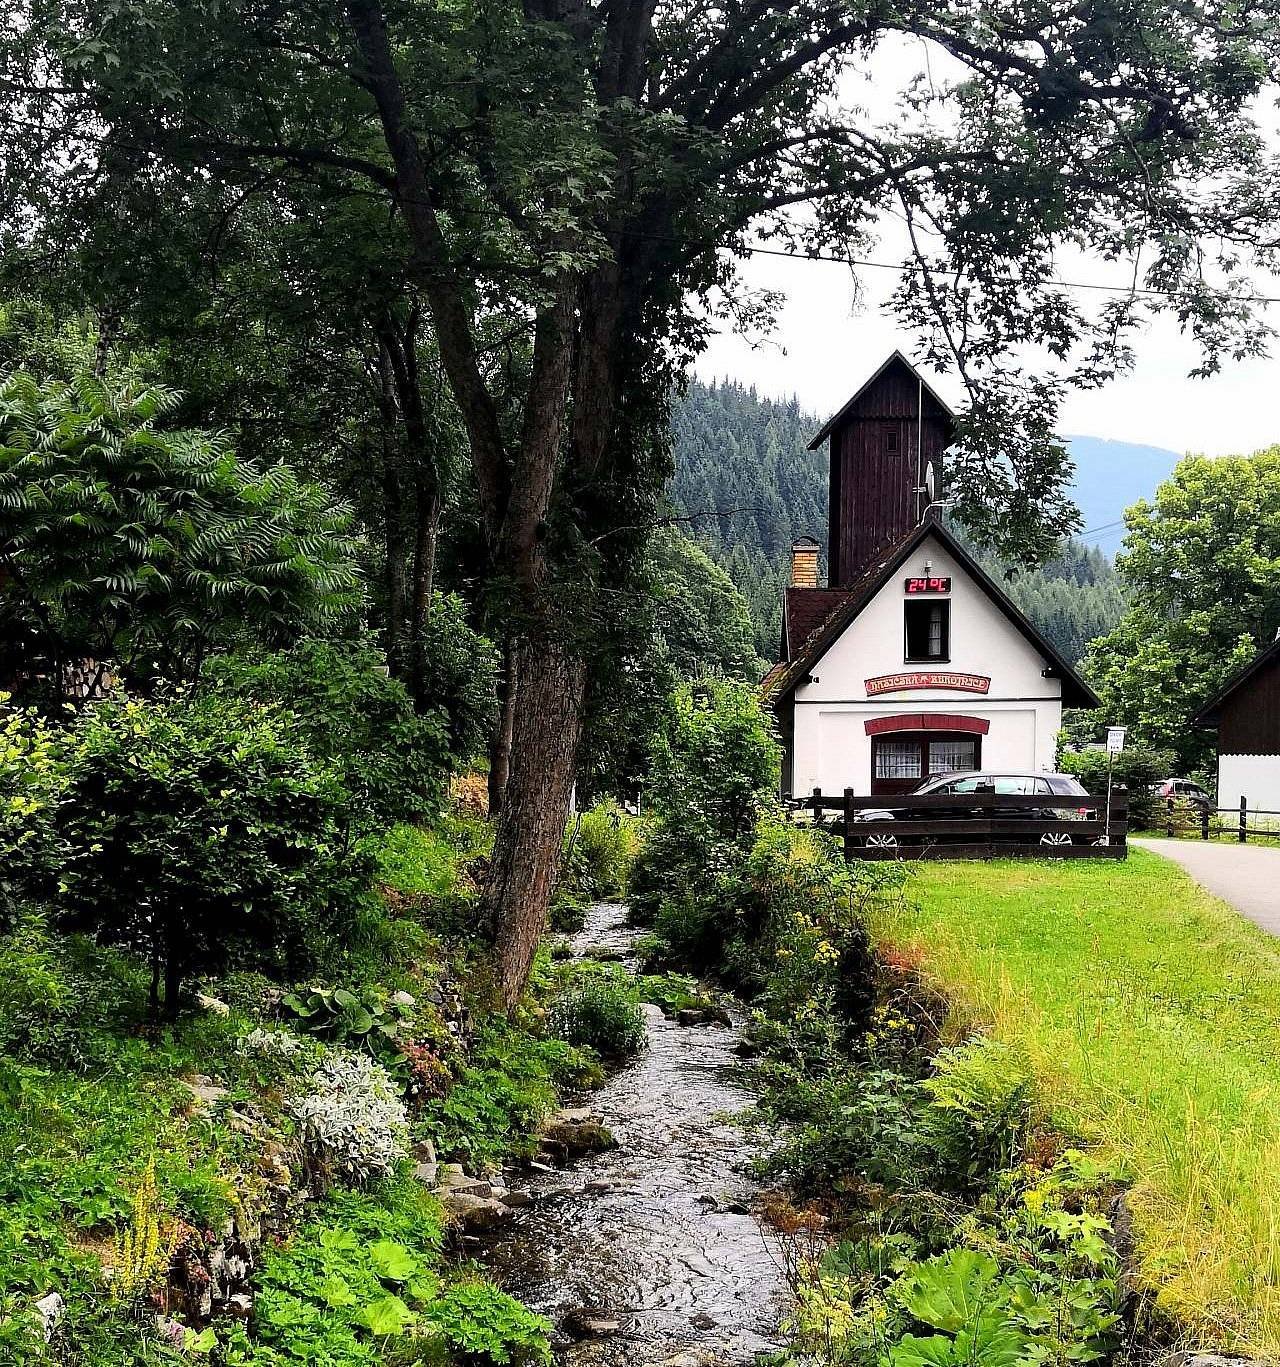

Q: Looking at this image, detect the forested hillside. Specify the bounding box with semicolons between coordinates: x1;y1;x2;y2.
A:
670;379;1127;664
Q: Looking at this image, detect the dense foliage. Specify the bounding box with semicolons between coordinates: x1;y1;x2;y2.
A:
0;366;361;705
55;691;372;1016
208;640;452;825
1078;450;1280;769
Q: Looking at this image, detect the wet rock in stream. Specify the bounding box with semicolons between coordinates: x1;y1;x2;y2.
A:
483;902;787;1365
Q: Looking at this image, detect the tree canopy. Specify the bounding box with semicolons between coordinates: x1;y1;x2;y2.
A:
0;363;362;704
1079;450;1280;769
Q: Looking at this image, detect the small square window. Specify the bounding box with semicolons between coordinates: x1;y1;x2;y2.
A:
905;600;949;660
886;428;899;452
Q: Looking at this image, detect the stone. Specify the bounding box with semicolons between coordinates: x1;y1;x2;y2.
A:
183;1079;229;1110
413;1161;439;1186
34;1292;63;1340
195;992;231;1016
676;1008;708;1026
563;1308;621;1338
442;1192;512;1232
392;990;416;1006
413;1137;438;1164
541;1112;616;1157
689;1312;717;1330
501;1189;535;1208
585;1179;616;1194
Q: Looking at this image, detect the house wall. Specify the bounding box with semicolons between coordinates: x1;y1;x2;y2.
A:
789;533;1064;796
1217;754;1280;813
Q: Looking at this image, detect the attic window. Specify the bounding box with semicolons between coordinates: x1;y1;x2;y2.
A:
885;428;899;452
905;600;949;661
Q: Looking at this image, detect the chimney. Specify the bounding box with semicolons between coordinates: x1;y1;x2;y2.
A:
790;536;820;588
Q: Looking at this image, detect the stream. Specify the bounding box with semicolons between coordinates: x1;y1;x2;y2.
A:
484;901;788;1366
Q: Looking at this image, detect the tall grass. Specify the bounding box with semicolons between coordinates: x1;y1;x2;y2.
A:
872;850;1280;1353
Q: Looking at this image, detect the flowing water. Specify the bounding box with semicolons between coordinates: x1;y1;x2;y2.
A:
484;902;788;1365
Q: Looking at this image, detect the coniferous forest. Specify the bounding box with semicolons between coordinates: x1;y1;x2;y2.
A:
670;379;1127;665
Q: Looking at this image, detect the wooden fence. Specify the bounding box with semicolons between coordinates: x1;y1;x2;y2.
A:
797;787;1129;861
1155;796;1280;843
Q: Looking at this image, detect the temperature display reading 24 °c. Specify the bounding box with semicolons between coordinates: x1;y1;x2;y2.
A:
904;576;951;594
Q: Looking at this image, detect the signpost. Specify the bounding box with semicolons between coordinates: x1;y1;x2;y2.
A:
1104;726;1126;845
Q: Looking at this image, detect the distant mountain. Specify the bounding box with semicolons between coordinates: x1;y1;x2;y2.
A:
1063;436;1182;550
668;382;1177;663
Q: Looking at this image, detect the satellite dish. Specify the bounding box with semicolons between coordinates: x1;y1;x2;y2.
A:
924;460;936;503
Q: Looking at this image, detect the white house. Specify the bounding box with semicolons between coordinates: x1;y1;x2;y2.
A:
1194;637;1280;813
762;353;1098;798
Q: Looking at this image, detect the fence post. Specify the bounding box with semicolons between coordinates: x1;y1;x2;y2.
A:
1200;801;1210;841
1165;797;1174;837
843;787;855;862
811;787;822;824
1240;795;1248;844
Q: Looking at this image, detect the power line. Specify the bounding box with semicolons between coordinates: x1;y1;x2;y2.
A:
715;236;1280;306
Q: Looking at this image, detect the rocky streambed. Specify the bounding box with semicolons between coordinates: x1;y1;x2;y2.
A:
481;902;788;1366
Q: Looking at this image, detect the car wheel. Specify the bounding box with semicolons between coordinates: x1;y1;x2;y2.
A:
1039;831;1072;848
865;832;900;851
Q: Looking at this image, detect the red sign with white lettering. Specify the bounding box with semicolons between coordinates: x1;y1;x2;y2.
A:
865;672;991;696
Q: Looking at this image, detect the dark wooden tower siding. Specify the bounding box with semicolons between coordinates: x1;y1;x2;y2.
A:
808;353;955;588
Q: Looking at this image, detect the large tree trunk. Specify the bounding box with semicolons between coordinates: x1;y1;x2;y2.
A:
487;636;518;815
488;629;587;1009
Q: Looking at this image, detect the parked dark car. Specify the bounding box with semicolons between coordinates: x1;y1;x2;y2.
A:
849;770;1098;849
1150;778;1212;811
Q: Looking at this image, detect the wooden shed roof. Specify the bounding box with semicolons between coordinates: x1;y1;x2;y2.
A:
806;351;956;451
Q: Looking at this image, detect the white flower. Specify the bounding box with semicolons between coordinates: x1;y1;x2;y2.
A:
289;1050;409;1184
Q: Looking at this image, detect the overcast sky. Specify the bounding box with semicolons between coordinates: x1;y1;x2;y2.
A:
694;38;1280;459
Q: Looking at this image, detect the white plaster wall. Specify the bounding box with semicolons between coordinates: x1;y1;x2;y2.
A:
789;531;1064;795
1218;754;1280;813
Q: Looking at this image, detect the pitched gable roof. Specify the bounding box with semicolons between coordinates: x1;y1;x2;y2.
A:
782;586;851;660
763;517;1099;710
1193;636;1280;726
807;351;956;451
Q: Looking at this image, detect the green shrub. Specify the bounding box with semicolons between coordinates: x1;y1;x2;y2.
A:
57;690;373;1016
630;677;780;927
918;1039;1033;1193
563;800;640;899
222;1180;547;1365
0;701;70;920
208;640;450;825
414;591;501;762
1058;743;1173;829
551;969;647;1060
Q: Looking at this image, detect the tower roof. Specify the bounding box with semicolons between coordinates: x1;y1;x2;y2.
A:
806;351;956;451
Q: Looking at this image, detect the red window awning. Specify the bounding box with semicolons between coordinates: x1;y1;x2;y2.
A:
864;713;991;736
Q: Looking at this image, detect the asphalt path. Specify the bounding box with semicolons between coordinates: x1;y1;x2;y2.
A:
1134;836;1280;937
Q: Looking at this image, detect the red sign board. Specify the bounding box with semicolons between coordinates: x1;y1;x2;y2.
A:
904;576;951;594
865;672;991;696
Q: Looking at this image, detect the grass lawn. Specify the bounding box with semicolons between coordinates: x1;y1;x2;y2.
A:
872;848;1280;1354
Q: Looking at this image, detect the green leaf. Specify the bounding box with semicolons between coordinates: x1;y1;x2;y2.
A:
368;1239;417;1283
318;1274;356;1307
357;1293;416;1337
896;1249;1004;1333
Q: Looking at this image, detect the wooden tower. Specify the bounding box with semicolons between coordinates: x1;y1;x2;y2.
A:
807;352;956;588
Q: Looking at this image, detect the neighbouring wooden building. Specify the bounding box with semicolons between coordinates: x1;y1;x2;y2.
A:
1194;637;1280;812
762;351;1098;798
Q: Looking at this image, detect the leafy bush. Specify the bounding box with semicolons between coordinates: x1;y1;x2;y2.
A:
0;365;361;705
551;969;647;1060
222;1181;547;1366
0;701;69;919
56;690;372;1015
291;1050;411;1186
630;678;780;928
208;640;450;824
918;1039;1033;1193
563;800;640;899
1058;743;1173;829
415;591;501;761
